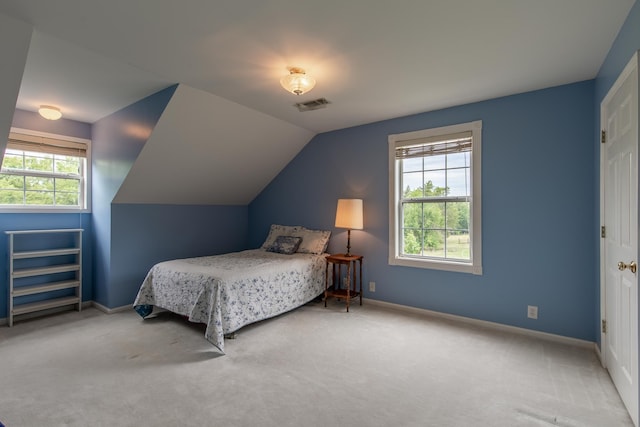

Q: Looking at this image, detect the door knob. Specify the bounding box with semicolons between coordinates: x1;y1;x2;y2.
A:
618;261;637;274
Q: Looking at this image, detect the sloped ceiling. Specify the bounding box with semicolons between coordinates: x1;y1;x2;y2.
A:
0;1;635;132
0;14;31;161
114;84;314;205
16;31;173;123
0;1;635;206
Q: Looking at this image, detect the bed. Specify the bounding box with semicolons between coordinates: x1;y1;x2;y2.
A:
133;225;331;353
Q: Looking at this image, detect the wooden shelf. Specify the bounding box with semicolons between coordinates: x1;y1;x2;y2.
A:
14;248;80;259
12;280;81;297
12;296;80;316
6;229;83;326
12;264;80;278
326;288;360;299
6;228;83;235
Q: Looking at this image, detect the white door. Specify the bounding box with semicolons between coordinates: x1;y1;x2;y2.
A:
602;51;639;427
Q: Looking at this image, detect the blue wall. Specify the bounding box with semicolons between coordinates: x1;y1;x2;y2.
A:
11;109;92;139
0;111;93;319
3;89;253;315
250;80;596;341
91;85;176;308
5;2;638;336
110;204;248;307
595;2;640;104
91;85;250;309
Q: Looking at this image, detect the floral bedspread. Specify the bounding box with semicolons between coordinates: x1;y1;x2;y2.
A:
133;249;327;352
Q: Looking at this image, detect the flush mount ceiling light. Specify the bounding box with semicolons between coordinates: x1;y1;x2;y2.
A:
38;105;62;120
280;67;316;95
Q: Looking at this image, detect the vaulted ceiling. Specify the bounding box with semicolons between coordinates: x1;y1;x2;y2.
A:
113;84;315;205
0;1;635;205
0;1;634;133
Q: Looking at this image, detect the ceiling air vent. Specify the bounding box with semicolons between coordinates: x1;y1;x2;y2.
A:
294;97;330;112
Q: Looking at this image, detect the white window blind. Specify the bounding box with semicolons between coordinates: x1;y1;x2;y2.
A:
8;132;87;158
394;131;472;159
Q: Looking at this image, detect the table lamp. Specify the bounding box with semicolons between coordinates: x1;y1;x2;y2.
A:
335;199;363;256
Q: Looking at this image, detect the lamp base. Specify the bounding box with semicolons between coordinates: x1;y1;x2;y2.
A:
345;229;352;256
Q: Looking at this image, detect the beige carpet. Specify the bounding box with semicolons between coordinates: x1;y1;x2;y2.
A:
0;300;633;427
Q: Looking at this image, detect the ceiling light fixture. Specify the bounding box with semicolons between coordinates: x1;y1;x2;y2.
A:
280;67;316;95
38;105;62;120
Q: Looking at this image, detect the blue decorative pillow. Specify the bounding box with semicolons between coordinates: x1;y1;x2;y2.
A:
261;224;303;249
266;235;302;255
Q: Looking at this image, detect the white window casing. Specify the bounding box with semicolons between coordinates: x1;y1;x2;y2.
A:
388;120;482;275
0;128;91;213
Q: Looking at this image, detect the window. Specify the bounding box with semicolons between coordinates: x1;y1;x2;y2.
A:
0;130;90;211
389;121;482;274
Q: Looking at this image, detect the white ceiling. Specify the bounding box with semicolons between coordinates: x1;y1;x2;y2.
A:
0;0;635;133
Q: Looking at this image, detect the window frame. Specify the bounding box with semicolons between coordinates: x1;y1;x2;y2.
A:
0;127;91;213
388;120;482;275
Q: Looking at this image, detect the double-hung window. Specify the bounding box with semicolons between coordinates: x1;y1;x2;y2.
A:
0;130;90;211
389;120;482;274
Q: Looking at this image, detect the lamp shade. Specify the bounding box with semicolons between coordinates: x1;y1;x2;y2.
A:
335;199;363;230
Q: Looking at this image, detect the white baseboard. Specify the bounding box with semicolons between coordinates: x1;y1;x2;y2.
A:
91;301;133;314
364;298;596;350
2;297;600;355
594;342;605;367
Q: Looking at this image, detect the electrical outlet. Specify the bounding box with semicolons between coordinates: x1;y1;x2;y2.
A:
369;281;376;292
527;305;538;319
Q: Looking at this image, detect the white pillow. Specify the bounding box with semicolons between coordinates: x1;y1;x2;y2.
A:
296;227;331;254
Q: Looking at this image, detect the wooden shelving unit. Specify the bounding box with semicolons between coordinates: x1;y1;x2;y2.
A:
6;229;83;326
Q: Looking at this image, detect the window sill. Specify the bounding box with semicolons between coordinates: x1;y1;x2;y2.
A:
0;207;90;214
389;255;482;275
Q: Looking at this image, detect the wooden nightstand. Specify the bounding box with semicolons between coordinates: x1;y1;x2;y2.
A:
324;253;363;312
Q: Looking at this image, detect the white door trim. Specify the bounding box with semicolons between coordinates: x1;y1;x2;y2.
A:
600;50;639;362
600;49;640;426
